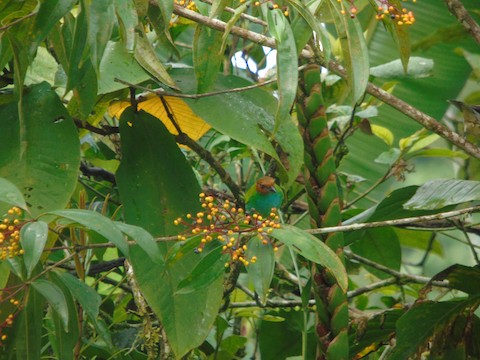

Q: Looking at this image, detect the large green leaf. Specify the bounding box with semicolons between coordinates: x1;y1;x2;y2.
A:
431;264;480;295
116;108;223;357
0;177;28;211
116;107;201;238
270;225;348;292
390;297;480;360
404;179;480;210
350;227;401;279
0;83;80;217
20;221;49;278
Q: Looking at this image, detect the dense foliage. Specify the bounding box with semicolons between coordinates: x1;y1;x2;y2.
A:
0;0;480;359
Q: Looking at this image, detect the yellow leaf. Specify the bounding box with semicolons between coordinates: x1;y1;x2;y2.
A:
370;124;394;146
109;95;211;141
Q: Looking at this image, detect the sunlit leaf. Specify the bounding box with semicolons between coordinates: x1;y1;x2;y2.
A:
109;95;211;141
31;279;69;331
20;221;48;278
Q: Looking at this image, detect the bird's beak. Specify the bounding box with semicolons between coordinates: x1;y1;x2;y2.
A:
269;186;276;193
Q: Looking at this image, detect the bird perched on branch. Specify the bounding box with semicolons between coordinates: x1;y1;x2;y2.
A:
448;100;480;138
245;176;283;217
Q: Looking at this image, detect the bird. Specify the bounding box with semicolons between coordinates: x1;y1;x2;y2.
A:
245;176;283;217
448;100;480;138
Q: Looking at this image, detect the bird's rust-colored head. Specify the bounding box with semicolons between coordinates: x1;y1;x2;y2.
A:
256;176;277;195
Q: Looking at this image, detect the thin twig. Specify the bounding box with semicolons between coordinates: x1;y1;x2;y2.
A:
444;0;480;45
344;249;450;288
172;4;480;160
42;205;480;253
114;77;276;99
0;11;37;32
309;205;480;235
200;0;267;26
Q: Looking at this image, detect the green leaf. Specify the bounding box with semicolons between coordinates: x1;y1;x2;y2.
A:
327;0;369;104
289;0;330;60
46;209;129;256
0;83;80;217
390;297;480;360
404;179;480;210
267;9;298;133
350;227;401;279
193;25;224;93
116;107;222;357
87;0;115;70
129;245;224;358
246;236;275;303
55;271;102;330
48;271;79;360
20;221;48;278
431;264;480;295
116;107;201;238
114;222;162;263
134;26;178;89
0;177;28;210
98;40;150;94
13;284;45;360
31;279;69;331
33;0;76;45
175;245;227;295
113;0;138;51
370;57;433;79
381;0;411;71
270;225;347;292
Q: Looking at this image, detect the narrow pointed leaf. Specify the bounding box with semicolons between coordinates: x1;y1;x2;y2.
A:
270;225;347;292
193;25;224;93
134;27;178;89
55;271;101;325
327;0;369;104
47;209;129;255
31;279;69;331
267;9;298;133
114;222;162;263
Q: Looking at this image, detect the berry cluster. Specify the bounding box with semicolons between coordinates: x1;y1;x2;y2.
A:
252;0;289;17
174;193;281;267
339;0;417;25
0;285;23;346
0;207;24;261
374;0;417;25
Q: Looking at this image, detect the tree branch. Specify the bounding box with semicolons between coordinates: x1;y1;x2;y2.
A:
444;0;480;45
173;4;480;160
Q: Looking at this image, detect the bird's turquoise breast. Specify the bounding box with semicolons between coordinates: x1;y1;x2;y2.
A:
246;191;283;217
